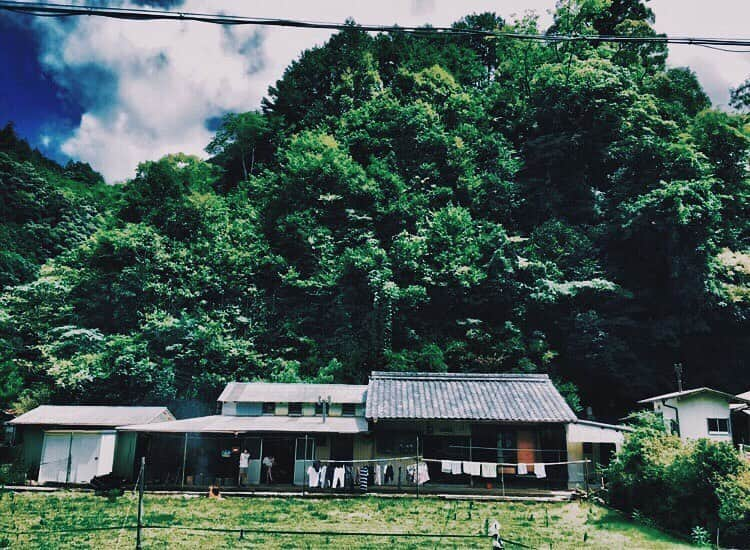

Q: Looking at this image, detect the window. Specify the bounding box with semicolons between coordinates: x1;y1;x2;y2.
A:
341;403;356;416
288;402;303;416
315;402;324;416
262;402;275;415
707;418;729;434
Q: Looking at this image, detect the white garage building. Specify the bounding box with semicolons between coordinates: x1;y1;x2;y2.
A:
8;405;174;484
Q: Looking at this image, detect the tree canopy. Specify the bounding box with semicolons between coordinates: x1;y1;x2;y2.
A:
2;0;749;419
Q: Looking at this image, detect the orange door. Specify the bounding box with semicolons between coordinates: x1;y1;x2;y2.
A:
517;430;536;473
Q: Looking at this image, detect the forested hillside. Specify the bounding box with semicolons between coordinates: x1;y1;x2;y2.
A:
1;1;749;420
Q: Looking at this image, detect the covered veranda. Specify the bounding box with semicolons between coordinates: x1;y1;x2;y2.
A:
117;415;369;488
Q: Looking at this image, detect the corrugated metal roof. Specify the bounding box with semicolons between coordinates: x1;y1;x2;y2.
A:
217;382;367;404
118;415;368;434
638;387;750;404
8;405;174;427
365;372;577;423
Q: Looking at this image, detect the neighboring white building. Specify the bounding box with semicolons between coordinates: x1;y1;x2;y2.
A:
638;388;750;442
566;420;632;489
732;390;750;448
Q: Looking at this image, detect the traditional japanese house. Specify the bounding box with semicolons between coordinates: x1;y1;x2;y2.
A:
110;371;629;491
365;372;578;488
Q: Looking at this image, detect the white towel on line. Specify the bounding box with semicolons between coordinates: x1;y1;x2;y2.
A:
534;463;546;478
480;462;496;478
450;461;462;475
462;461;481;476
441;460;452;473
517;463;528;475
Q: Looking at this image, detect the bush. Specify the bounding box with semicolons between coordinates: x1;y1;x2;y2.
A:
605;412;750;547
0;462;26;485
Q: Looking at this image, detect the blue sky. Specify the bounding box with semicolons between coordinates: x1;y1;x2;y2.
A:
0;15;84;163
1;0;749;182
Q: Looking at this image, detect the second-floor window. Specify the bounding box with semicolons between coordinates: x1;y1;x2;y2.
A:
341;403;356;416
262;402;275;415
288;402;303;416
707;418;729;434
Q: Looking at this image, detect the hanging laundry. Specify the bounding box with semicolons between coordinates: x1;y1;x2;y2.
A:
345;465;354;489
517;463;528;475
359;465;369;492
417;462;430;485
534;463;546;479
441;460;452;473
450;461;462;475
318;465;328;488
307;465;319;487
462;461;481;476
374;464;383;486
332;466;345;489
480;462;496;478
384;464;394;484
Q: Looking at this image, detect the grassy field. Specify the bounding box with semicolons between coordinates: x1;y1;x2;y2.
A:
0;491;691;549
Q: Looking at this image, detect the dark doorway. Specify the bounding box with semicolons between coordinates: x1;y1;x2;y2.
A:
260;436;295;484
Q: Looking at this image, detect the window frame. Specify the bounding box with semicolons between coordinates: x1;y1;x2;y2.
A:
707;417;729;434
288;402;303;416
341;403;357;417
262;402;275;415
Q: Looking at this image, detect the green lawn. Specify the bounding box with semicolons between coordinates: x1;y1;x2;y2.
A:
0;492;692;549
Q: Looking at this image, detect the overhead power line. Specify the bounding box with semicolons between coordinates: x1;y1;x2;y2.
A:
2;0;750;51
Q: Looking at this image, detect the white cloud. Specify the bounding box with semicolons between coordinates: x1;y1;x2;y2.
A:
27;0;750;181
34;1;267;181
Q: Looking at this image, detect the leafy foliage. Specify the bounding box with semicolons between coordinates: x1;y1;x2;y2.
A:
1;1;749;418
607;412;750;546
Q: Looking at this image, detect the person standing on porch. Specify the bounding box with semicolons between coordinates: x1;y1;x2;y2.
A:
262;455;275;483
238;449;250;486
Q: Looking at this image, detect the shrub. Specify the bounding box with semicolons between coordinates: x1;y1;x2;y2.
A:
605;412;750;547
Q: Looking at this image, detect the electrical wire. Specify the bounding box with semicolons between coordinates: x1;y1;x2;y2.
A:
1;0;750;51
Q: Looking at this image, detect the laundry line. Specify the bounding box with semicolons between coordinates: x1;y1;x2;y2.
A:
314;456;419;464
420;458;592;467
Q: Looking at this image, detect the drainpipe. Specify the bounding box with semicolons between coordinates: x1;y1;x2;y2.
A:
662;399;680;437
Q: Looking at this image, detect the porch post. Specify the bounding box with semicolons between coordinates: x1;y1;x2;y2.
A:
181;433;188;488
415;433;420;499
303;434;309;496
65;432;73;485
468;433;473;488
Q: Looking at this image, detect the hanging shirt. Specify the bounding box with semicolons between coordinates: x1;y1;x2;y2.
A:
417;462;430;485
374;464;382;486
307;465;319;487
359;465;369;491
517;463;528;475
534;463;546;479
481;462;496;478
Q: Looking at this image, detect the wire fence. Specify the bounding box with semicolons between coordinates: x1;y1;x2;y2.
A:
0;455;591;548
0;524;533;549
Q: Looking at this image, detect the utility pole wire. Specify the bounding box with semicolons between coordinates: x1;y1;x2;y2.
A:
3;0;750;50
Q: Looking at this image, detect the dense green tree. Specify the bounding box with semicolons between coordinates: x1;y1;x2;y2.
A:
1;4;749;419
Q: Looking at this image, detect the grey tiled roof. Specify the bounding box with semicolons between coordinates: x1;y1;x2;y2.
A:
365;372;577;423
